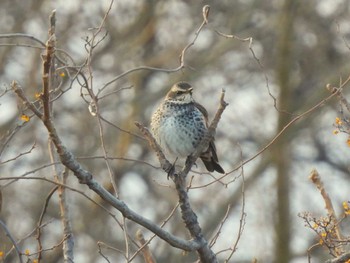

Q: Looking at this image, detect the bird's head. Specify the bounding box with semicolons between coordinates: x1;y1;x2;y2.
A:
165;82;193;103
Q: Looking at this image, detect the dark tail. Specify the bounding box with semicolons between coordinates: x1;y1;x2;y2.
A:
201;157;225;174
200;141;225;174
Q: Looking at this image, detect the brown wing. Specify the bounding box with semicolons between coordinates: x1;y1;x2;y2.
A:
195;102;225;173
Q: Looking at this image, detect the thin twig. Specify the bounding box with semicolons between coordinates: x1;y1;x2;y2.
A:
224;145;246;262
83;0;120;199
36;186;58;263
0;175;120;224
209;205;231;248
1;162;60;187
135;230;157;263
99;114;145;140
0;122;27;158
122;216;130;261
97;85;133;100
97;241;126;262
1;156;201;252
307;243;321;263
10;81;43;118
179;5;210;67
0;43;44;49
327;84;350;113
0;33;46;46
100;5;211;92
5;219;55;261
309;169;344;256
326;252;350;263
0;142;36;165
200;78;349;188
129;202;180;262
28;236;69;257
0;219;24;263
214;31;279;112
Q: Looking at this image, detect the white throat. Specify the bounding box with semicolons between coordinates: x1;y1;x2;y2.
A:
168;93;193;104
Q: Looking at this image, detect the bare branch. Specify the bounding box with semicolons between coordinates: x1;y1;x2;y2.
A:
203;80;346;187
36;186;58;262
41;10;56;123
129;202;180;262
136;230;157;263
0;219;24;263
134;122;174;174
99;114;145;140
209;205;231;248
10;15;201;248
327;84;350;113
326;252;350;263
100;4;211;92
3;95;201;251
58;168;74;263
97;241;125;262
224;148;246;262
202;5;210;24
309;169;344;256
178;5;210;69
213;31;279;112
136;88;227;263
0;142;36;165
0;175;118;220
0;33;46;47
10;81;43;118
28;236;69;257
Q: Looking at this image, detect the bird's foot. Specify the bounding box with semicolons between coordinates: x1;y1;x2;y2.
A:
167;165;175;180
166;158;178;180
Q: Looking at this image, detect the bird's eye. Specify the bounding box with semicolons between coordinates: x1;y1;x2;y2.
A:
176;91;184;95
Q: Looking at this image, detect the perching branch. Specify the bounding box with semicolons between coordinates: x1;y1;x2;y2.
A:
134;89;228;176
174;90;227;262
135;90;227;263
134;122;173;174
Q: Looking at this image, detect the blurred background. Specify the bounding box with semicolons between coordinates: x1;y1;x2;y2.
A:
1;0;350;262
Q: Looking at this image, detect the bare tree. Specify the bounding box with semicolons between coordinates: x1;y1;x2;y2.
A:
1;1;350;263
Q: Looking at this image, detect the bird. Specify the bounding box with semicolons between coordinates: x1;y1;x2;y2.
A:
150;81;225;174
